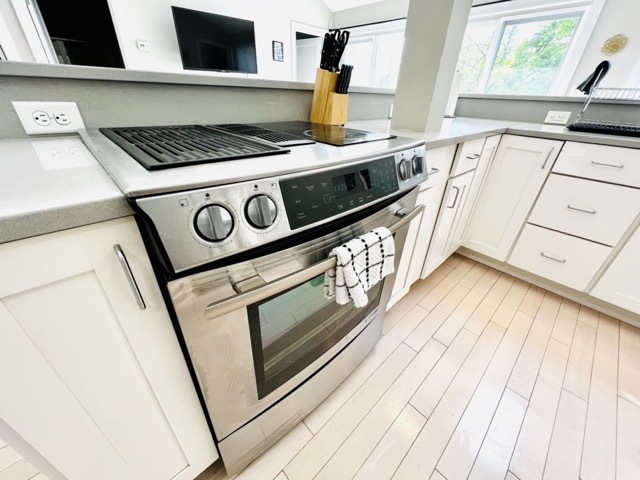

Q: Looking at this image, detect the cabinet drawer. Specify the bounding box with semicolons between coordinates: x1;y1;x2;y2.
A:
450;137;486;177
422;144;457;190
508;224;611;291
554;141;640;188
528;174;640;246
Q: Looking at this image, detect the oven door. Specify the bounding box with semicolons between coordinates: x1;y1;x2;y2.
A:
167;187;421;443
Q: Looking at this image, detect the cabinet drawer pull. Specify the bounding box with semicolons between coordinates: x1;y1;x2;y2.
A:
567;204;596;215
427;167;440;175
114;244;146;310
447;186;460;209
591;160;624;169
541;147;555;170
466;153;480;160
540;251;566;263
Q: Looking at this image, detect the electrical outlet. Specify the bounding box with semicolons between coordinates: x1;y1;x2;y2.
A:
544;110;572;125
12;101;86;135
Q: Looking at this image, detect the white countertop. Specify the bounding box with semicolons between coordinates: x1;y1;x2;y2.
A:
3;116;640;244
0;136;132;243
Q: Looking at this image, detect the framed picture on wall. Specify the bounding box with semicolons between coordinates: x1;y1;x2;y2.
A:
272;41;284;62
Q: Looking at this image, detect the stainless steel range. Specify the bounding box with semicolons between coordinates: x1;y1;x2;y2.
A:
80;123;426;475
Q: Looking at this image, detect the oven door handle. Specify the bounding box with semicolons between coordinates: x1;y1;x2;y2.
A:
204;204;424;320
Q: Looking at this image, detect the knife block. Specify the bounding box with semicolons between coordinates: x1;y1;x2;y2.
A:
310;68;346;125
323;92;349;126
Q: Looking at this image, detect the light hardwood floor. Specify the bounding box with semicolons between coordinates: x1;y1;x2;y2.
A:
3;253;639;480
198;253;640;480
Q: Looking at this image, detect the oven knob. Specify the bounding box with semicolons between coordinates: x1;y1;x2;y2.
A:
246;194;277;229
194;204;234;242
412;155;424;175
398;159;413;180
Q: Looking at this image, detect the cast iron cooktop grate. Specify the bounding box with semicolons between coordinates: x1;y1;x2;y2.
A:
211;123;316;147
99;125;290;170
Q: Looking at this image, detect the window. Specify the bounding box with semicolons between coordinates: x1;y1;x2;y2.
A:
339;19;405;89
458;7;585;95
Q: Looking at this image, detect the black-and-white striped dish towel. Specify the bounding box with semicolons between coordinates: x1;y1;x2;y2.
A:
324;226;395;308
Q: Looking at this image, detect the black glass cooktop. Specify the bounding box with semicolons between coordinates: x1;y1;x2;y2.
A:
251;121;396;146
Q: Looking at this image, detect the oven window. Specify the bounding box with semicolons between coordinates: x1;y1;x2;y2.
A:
248;273;382;399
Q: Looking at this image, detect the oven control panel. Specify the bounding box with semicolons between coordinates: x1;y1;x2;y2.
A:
280;156;400;230
135;144;426;273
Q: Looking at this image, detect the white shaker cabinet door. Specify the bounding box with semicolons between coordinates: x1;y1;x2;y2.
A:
591;227;640;315
0;216;217;480
463;135;563;261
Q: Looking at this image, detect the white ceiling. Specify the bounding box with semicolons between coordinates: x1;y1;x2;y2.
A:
320;0;385;12
321;0;514;12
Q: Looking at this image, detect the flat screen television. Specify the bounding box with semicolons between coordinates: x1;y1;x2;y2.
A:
172;6;258;74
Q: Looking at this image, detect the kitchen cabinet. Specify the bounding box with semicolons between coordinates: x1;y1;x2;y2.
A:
422;136;497;277
591;226;640;314
389;144;457;308
0;217;217;480
463;135;563;261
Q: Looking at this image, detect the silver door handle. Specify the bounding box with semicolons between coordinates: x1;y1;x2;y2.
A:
427;167;440;175
541;147;555;170
567;204;596;215
466;153;480;160
204;204;424;320
113;244;146;310
540;251;566;263
447;186;460;209
591;160;624;169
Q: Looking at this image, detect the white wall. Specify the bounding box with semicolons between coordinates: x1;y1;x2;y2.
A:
107;0;331;80
569;0;640;91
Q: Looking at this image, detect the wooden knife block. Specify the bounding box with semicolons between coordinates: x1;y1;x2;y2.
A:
310;68;348;125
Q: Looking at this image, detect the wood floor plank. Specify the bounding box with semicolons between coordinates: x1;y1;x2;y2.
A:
430;471;446;480
563;320;597;402
464;273;515;335
410;329;478;419
235;422;312;480
418;258;475;311
0;438;6;449
0;446;22;473
509;339;570;480
550;298;580;347
407;284;470;351
315;340;445;480
617;396;640;480
468;388;529;480
434;268;501;346
382;262;451;334
274;473;287;480
352;405;426;480
542;390;587;480
577;305;599;328
518;285;545;317
507;292;562;400
304;304;428;434
580;314;619;480
437;311;534;480
285;344;416;480
491;279;530;329
0;458;38;480
393;322;505;479
459;263;489;289
506;472;520;480
619;321;640;407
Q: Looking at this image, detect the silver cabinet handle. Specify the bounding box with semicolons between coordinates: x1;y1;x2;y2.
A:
447;186;460;209
540;251;566;263
541;147;555;170
567;204;596;215
427;167;440;175
591;160;624;169
204;204;425;320
466;153;480;160
113;244;146;310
